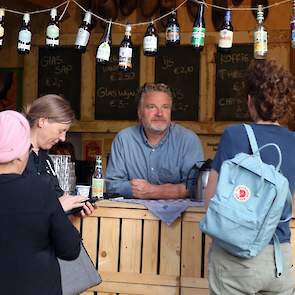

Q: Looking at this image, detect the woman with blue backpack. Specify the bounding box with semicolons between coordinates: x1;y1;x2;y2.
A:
204;59;295;294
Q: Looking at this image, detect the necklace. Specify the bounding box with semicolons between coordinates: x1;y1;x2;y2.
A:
256;120;280;126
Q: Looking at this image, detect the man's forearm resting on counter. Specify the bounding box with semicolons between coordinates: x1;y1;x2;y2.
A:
130;179;189;199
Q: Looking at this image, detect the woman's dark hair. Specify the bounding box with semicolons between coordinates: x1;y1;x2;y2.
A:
49;141;76;162
246;59;295;122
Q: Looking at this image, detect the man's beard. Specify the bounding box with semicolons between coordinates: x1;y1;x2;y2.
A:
145;121;170;133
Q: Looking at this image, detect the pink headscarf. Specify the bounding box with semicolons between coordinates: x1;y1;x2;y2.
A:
0;110;30;163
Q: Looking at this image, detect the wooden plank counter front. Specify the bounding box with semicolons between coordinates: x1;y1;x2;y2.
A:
72;201;295;295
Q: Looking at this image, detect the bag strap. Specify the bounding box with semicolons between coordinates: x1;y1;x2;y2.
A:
243;124;282;171
273;234;283;277
243;124;259;154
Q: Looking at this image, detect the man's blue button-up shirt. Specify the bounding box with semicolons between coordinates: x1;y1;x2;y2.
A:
106;123;204;198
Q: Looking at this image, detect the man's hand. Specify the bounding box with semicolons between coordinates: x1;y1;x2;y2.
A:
130;179;189;199
130;179;155;199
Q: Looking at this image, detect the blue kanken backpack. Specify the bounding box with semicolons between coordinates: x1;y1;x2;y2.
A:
200;124;292;277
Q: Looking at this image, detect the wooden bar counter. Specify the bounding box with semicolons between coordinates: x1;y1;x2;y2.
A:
72;200;295;295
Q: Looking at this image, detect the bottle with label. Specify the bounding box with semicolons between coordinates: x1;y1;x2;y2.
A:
218;10;233;53
46;8;59;48
17;13;32;55
0;9;5;49
96;20;112;64
118;24;133;71
291;0;295;48
191;0;205;51
92;155;104;198
75;11;92;53
166;11;180;46
254;5;267;59
143;22;158;56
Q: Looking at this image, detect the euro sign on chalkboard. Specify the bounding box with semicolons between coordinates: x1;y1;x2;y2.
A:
38;47;81;119
155;45;200;121
95;46;140;120
215;44;252;121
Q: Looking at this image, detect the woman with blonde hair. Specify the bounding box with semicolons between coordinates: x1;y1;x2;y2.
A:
23;94;94;215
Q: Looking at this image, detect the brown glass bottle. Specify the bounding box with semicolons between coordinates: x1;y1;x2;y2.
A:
118;24;133;72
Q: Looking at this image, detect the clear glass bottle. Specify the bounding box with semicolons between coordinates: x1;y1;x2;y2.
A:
0;9;5;49
17;13;31;55
92;155;104;198
118;24;133;72
75;11;92;53
191;0;205;51
291;0;295;48
254;5;267;59
96;20;112;64
143;22;158;56
46;8;59;48
166;11;180;46
218;10;233;53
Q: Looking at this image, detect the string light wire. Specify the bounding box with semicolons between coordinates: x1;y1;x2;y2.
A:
1;0;293;27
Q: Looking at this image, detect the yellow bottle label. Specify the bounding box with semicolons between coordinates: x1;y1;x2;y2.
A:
92;178;104;197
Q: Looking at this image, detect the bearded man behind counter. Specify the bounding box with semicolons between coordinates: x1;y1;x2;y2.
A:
106;83;204;199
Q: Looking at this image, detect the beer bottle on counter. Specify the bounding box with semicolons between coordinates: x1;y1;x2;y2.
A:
17;13;31;55
0;9;5;49
96;20;112;64
118;24;133;71
75;11;92;53
46;8;59;48
143;22;158;56
92;155;104;198
254;5;267;59
218;10;233;54
191;0;205;52
166;11;180;46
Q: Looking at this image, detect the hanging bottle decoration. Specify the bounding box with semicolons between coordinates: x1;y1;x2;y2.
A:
0;9;5;49
291;0;295;48
143;21;158;56
17;13;31;55
118;24;133;71
218;9;233;53
46;8;59;48
96;20;112;64
191;0;206;51
75;11;92;53
254;5;267;59
166;10;180;46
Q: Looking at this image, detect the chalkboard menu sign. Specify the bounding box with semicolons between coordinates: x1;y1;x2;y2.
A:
155;45;200;121
95;46;140;120
215;44;253;121
38;47;81;119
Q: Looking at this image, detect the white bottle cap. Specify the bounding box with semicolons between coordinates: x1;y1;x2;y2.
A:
125;24;132;33
50;8;57;19
257;5;264;21
23;13;30;23
0;9;5;18
84;11;92;24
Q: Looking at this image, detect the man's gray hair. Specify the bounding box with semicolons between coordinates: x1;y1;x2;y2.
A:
138;83;173;108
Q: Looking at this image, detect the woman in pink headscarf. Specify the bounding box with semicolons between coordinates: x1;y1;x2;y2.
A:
0;110;81;295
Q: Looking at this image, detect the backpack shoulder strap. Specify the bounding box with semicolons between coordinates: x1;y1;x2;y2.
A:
243;124;259;155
